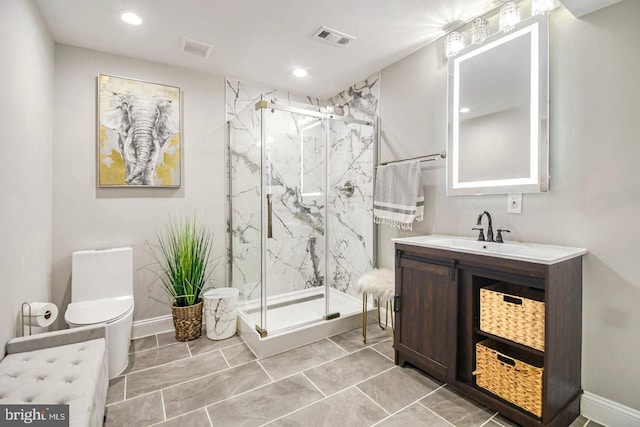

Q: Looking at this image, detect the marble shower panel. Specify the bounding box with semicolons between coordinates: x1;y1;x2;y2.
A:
327;120;375;296
229;100;262;300
327;73;379;297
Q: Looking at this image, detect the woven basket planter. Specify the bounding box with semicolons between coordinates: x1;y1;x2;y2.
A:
171;299;203;342
474;339;544;417
480;282;545;351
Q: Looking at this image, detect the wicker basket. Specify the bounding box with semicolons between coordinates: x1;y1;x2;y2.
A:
171;299;203;342
474;339;544;417
480;282;545;351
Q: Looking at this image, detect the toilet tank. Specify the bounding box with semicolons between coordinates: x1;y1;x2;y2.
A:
71;247;133;303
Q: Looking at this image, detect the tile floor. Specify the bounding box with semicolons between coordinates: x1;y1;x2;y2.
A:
106;325;603;427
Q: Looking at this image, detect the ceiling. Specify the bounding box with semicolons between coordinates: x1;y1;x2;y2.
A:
35;0;504;99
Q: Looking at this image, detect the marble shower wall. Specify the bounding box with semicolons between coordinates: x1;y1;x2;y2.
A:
228;101;262;300
226;78;324;122
327;74;379;296
226;74;380;300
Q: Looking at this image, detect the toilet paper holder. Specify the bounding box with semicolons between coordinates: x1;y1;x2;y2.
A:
21;301;55;336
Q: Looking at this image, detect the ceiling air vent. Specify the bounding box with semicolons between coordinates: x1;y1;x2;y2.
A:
180;37;213;58
313;26;355;47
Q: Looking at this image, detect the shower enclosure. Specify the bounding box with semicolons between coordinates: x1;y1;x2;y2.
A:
228;97;376;343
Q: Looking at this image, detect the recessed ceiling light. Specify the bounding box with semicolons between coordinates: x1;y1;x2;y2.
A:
121;12;142;25
293;68;308;78
460;107;471;113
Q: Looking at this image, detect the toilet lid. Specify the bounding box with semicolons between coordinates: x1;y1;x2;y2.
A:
65;295;134;325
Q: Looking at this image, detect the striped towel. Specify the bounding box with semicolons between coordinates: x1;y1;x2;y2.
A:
374;161;424;230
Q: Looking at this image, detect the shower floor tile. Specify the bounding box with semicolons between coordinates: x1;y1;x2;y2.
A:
108;327;596;427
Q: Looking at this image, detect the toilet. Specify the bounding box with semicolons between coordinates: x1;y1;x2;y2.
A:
65;247;134;378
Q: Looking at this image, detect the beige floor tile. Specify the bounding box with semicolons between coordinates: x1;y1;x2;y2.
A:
106;376;125;405
268;387;387;427
329;322;392;353
420;386;494;427
569;415;589;427
371;338;395;361
129;335;157;354
357;365;441;413
377;403;452;427
259;339;347;380
220;343;256;366
188;333;244;356
207;374;323;427
492;413;520;426
105;391;164;427
125;342;190;374
303;348;393;396
154;408;211;427
162;361;271;418
126;350;227;398
157;330;180;347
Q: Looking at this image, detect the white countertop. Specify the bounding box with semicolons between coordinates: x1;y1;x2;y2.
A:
392;234;587;265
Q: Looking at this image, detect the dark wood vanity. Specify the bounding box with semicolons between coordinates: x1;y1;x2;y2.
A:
394;241;583;427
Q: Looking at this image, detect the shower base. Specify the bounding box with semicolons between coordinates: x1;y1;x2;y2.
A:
237;287;377;359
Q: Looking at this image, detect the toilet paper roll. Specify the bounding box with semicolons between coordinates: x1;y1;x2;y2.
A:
22;302;58;327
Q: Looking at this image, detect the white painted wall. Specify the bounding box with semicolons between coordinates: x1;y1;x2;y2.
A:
0;0;54;353
379;1;640;411
52;45;227;326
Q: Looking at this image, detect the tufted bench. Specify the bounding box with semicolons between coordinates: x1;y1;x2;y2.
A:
0;324;108;427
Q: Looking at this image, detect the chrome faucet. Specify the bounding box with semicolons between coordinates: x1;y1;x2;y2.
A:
476;211;494;242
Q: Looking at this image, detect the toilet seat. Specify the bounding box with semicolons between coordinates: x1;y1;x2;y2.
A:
65;295;134;325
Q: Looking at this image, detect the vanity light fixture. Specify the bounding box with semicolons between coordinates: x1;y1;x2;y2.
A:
499;1;520;32
471;17;489;45
532;0;554;15
446;31;465;58
293;68;308;77
120;12;142;25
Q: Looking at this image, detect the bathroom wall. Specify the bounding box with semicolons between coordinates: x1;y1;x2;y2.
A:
0;0;54;352
378;1;640;411
52;45;227;326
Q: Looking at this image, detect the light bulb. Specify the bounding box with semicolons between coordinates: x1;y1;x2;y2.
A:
446;32;465;58
471;17;489;45
121;12;142;26
499;2;520;33
293;68;308;78
532;0;554;15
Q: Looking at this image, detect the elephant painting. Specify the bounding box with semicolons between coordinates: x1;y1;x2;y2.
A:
98;75;180;186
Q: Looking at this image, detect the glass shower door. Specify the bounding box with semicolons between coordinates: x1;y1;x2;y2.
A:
261;107;330;334
229;99;264;332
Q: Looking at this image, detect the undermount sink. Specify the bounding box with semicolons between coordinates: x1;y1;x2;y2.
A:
392;235;587;265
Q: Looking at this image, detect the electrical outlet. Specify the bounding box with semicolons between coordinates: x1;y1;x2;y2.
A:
508;194;522;213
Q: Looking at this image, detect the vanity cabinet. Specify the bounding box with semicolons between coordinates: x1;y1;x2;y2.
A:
394;243;583;427
394;257;457;381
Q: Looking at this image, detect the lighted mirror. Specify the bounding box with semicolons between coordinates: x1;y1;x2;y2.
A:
447;15;549;195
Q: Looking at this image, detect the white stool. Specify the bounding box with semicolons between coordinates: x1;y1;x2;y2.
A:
356;268;395;343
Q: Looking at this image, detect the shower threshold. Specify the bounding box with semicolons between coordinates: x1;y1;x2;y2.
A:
237;287;378;359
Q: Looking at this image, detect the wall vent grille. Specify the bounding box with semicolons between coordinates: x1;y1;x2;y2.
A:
312;26;355;47
180;37;213;58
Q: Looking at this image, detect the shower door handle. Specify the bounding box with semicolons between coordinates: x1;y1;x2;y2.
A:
267;194;273;238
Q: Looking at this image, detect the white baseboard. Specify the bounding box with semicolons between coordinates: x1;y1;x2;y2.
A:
582;391;640;427
132;315;174;339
